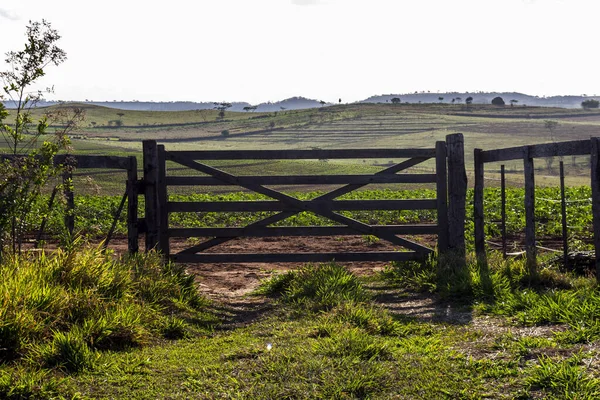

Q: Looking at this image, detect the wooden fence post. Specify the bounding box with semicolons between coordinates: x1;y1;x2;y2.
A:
501;164;507;258
523;146;537;275
436;141;449;254
127;156;139;253
446;133;467;259
591;137;600;282
143;140;160;251
473;148;486;261
62;168;74;237
157;145;169;257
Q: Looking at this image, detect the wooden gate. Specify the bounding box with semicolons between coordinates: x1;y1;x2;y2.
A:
141;134;466;264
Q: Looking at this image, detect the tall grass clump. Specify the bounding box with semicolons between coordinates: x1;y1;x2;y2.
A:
257;262;369;310
0;246;215;375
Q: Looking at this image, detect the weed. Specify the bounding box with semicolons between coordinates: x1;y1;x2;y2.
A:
526;354;600;398
276;263;370;310
40;330;94;372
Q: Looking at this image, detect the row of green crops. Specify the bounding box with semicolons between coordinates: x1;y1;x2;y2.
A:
29;186;593;246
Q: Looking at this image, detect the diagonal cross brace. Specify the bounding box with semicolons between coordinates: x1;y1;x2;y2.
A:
167;153;433;255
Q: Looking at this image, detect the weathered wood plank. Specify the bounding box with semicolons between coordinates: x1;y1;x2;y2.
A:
2;154;131;169
436;141;449;253
481;139;590;163
167;199;438;213
165;174;437;186
474;148;486;259
168;225;439;238
157;145;169;256
143;140;159;251
523;147;537;274
447;133;467;256
172;251;423;264
591;137;600;282
53;154;131;169
126;156;139;253
166;148;436;161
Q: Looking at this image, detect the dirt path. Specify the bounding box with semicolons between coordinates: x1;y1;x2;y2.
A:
103;234;420;300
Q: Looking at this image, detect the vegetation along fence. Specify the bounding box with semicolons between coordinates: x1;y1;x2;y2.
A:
140;133;468;264
1;154;139;252
473;138;600;278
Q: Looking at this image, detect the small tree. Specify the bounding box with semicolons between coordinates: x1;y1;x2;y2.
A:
319;100;326;107
510;99;518;107
491;96;505;106
0;20;83;257
391;97;401;104
465;96;473;105
582;99;600;109
438;97;444;103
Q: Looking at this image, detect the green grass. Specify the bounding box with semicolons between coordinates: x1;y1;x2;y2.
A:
2;252;600;398
0;245;216;398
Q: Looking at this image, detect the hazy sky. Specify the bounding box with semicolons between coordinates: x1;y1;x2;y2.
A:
0;0;598;104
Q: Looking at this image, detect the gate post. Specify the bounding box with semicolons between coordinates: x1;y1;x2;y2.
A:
446;133;467;261
436;141;449;254
143;140;160;251
473;148;486;261
127;156;139;253
523;146;537;275
157;145;169;257
590;137;600;282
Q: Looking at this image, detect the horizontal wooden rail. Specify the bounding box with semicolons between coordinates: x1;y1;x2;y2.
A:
165;174;437;186
167;148;436;160
171;251;422;263
168;224;439;238
167;199;438;213
2;154;134;170
481;139;590;163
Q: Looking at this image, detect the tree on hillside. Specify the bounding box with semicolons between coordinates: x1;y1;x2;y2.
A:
438;97;444;103
465;96;473;105
391;97;401;104
319;100;326;107
243;106;257;112
491;96;505;106
214;102;232;119
510;99;518;107
582;99;600;109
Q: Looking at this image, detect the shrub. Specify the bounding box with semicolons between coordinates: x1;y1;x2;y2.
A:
221;129;230;137
582;99;600;109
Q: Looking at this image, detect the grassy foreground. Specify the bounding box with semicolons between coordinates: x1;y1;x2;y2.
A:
2;247;600;399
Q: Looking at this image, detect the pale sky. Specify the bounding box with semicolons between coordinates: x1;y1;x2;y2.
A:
0;0;598;104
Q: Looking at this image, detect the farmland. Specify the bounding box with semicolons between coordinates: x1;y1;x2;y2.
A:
6;101;600;195
3;102;600;398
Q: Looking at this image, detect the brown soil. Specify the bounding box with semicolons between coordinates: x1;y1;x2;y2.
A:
106;234;421;302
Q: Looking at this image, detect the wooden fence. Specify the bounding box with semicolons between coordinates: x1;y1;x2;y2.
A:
1;154;139;252
473;138;600;278
141;133;468;264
